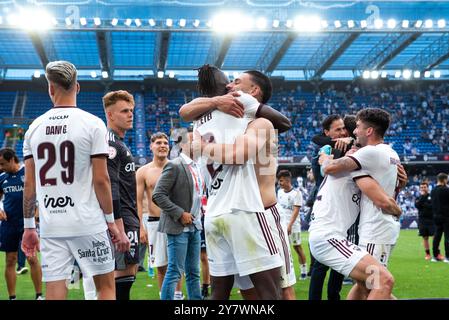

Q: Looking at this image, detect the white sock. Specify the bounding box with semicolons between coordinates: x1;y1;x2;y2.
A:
82;276;97;300
300;264;307;274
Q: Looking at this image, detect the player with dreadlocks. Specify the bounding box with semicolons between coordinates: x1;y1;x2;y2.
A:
180;65;297;300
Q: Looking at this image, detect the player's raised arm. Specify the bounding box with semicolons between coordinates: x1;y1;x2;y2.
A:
179;92;244;121
256;104;292;133
320;154;359;175
354;176;402;217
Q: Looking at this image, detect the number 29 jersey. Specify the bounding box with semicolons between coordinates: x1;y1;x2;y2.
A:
23;107;109;238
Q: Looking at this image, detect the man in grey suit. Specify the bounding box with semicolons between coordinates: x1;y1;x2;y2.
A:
152;127;204;300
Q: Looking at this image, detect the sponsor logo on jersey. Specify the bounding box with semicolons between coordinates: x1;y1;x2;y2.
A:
390;157;401;165
44;195;75;214
125;162;135;172
108;146;117;159
49;115;69;120
352;192;361;205
2;185;24;193
211;178;223;190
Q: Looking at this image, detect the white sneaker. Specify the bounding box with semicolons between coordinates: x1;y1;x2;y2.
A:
174;292;185;300
16;267;29;275
36;295;45;300
443;258;449;263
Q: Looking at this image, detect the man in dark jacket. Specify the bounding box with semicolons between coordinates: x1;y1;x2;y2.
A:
415;181;434;260
430;173;449;262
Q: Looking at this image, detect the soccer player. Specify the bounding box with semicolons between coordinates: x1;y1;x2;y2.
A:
277;169;308;280
103;90;140;300
415;181;434;260
21;60;128;300
309;155;402;299
0;148;43;300
182;67;289;300
136;132;184;299
321;108;407;299
222;71;297;300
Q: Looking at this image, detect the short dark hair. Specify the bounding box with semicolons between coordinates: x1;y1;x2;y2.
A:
0;148;19;163
343;115;357;139
150;132;169;143
277;170;292;179
420;181;429;186
322;115;342;132
356;108;391;138
437;172;448;182
244;70;272;104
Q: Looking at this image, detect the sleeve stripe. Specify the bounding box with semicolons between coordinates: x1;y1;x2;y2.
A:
347;155;362;170
91;153;109;159
24;155;33;160
353;174;372;181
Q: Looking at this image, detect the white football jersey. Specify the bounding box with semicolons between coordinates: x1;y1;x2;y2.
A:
308;171;361;240
194;91;264;217
350;144;401;245
23;107;109;238
277;188;303;230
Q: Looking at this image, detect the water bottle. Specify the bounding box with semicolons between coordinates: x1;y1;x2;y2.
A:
319;145;332;177
147;259;154;278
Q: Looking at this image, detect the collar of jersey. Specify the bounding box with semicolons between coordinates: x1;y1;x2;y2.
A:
108;128;123;140
53;105;77;108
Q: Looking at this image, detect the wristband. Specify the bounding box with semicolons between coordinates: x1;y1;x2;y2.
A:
24;217;36;229
104;213;115;223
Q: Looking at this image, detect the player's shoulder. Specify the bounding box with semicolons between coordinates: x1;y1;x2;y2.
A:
248;116;273;129
0;172;7;184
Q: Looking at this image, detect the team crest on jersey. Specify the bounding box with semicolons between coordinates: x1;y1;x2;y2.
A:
108;146;117;159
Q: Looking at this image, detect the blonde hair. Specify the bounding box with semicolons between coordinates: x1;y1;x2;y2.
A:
102;90;135;109
45;61;77;91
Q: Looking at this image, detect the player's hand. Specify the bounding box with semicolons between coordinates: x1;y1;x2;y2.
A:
180;212;193;226
139;224;148;244
397;164;408;189
334;137;352;152
318;153;333;166
214;92;244;118
345;146;358;156
287;224;292;236
0;210;7;221
21;229;40;257
107;223;131;252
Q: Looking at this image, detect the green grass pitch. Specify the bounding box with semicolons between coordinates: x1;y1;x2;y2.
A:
0;229;448;300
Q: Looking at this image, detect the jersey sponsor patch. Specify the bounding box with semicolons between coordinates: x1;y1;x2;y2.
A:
108;146;117;159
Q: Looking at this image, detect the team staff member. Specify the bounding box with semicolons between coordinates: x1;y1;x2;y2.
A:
415;181;435;260
0;148;43;300
103;90;140;300
431;173;449;262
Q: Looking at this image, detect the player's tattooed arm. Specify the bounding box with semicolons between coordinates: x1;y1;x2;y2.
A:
23;158;37;219
320;155;359;175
